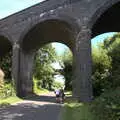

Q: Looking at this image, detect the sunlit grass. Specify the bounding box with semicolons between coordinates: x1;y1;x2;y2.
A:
62;102;95;120
33;79;49;95
0;96;23;107
34;87;49;95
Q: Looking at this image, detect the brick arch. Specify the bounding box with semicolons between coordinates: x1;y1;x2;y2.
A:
19;14;79;42
19;15;80;53
89;0;120;31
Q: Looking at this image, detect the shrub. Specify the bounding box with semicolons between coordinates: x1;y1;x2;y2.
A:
90;87;120;120
0;82;15;99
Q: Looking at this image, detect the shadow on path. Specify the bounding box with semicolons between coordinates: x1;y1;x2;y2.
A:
24;93;57;103
0;103;62;120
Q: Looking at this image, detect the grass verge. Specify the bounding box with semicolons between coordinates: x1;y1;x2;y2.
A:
0;96;23;107
62;102;94;120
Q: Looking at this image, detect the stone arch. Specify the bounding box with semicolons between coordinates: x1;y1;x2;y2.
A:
20;17;79;53
17;17;80;97
89;0;120;37
19;15;79;47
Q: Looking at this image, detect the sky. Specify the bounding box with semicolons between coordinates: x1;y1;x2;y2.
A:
0;0;45;19
91;32;116;47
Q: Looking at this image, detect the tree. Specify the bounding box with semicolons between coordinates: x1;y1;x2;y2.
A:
103;33;120;88
92;44;111;96
92;32;120;96
0;51;12;82
61;49;73;90
33;44;57;90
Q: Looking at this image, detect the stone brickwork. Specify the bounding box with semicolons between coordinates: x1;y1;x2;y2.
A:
0;0;119;102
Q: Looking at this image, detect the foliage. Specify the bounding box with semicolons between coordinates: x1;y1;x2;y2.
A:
61;49;73;90
90;87;120;120
0;96;22;107
33;44;57;90
33;78;49;95
52;81;64;89
62;88;120;120
103;33;120;88
0;51;12;81
62;102;94;120
92;45;111;96
92;33;120;96
0;82;15;99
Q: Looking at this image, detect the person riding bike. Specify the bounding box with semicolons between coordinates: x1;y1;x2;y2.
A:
60;89;65;103
54;89;65;103
54;89;61;103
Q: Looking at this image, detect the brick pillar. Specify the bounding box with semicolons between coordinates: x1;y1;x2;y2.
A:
12;43;20;96
73;26;93;102
18;51;35;97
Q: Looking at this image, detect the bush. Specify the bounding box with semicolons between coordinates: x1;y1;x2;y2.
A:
0;82;15;99
90;87;120;120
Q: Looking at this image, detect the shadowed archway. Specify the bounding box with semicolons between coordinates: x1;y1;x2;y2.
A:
91;1;120;37
18;19;76;97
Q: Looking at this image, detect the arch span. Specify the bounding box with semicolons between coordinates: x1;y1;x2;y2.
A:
90;0;120;37
17;18;79;97
21;19;77;53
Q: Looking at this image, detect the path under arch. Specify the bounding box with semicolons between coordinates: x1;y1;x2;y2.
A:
0;92;63;120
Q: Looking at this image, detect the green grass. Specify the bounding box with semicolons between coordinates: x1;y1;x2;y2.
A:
33;79;49;95
62;88;120;120
62;102;95;120
34;87;49;95
0;96;23;107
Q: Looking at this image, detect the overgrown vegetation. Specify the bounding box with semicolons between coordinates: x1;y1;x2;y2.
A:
63;87;120;120
33;44;57;90
0;43;62;101
62;33;120;120
60;49;73;91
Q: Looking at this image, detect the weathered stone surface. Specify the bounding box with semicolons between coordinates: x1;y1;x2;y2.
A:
0;0;119;102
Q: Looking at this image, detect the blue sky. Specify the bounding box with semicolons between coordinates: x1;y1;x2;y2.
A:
91;32;116;47
0;0;44;19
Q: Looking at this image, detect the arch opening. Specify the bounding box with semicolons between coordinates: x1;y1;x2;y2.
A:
33;42;73;95
0;35;13;98
19;19;76;98
92;2;120;38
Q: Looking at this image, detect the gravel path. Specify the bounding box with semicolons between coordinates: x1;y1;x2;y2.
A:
0;92;63;120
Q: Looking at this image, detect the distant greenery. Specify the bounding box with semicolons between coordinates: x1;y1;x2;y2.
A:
33;44;57;90
52;81;64;89
33;78;49;95
61;49;73;90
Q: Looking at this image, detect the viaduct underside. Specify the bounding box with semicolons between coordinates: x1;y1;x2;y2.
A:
0;0;120;102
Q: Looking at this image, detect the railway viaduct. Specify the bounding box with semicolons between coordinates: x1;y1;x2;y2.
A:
0;0;120;102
